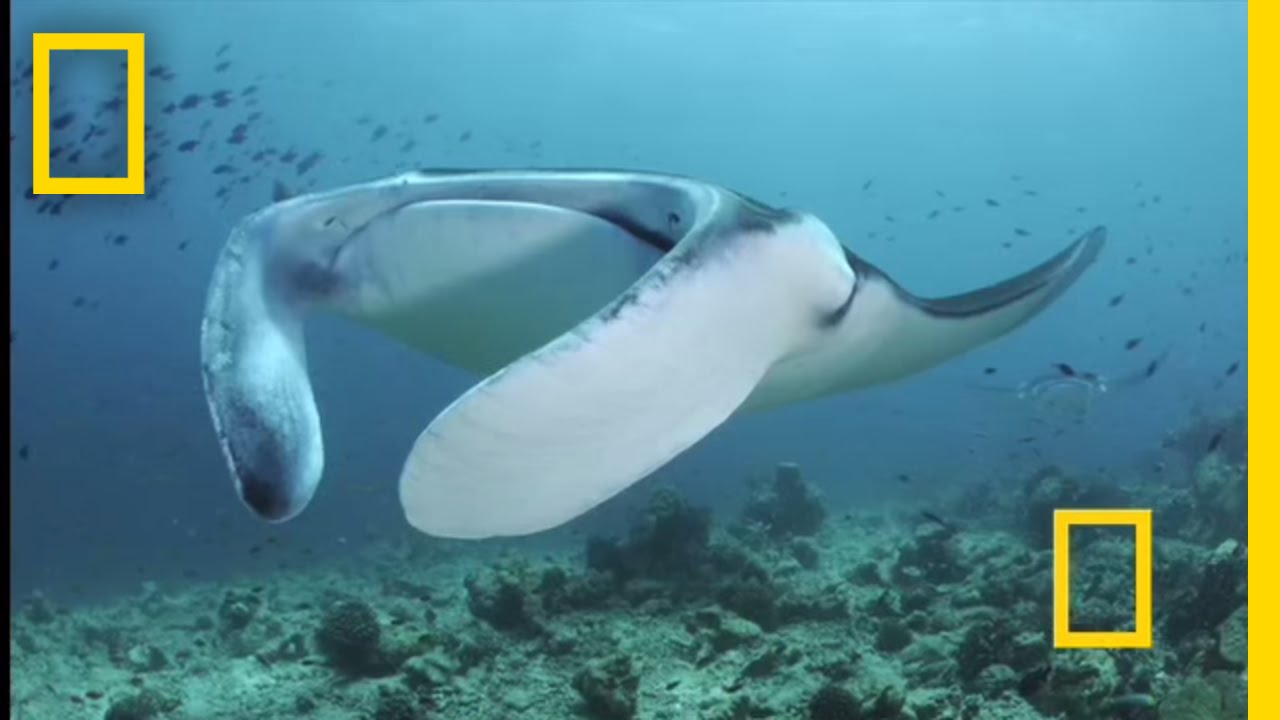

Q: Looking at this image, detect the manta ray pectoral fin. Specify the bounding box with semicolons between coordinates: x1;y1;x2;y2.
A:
398;213;855;539
853;225;1106;387
753;226;1106;404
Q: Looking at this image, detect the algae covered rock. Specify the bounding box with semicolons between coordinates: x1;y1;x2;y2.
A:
1216;604;1247;667
741;462;827;539
103;689;180;720
371;685;424;720
572;654;639;720
1190;452;1247;543
807;684;861;720
1028;650;1119;719
316;599;383;675
1159;675;1224;720
465;565;543;636
587;489;713;583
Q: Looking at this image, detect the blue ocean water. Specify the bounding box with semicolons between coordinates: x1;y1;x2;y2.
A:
9;0;1245;599
8;5;1246;718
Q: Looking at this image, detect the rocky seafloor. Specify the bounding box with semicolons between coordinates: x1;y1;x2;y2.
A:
10;411;1247;720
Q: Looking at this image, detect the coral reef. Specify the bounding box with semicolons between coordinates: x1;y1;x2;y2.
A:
5;444;1247;720
740;462;827;540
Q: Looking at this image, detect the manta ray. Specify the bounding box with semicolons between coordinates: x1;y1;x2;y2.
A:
200;169;1105;539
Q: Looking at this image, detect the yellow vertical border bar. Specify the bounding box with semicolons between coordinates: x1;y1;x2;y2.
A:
30;34;52;194
30;33;145;195
124;35;145;194
1248;0;1267;714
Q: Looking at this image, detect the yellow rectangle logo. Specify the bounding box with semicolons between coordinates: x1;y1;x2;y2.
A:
1054;508;1153;649
32;32;145;195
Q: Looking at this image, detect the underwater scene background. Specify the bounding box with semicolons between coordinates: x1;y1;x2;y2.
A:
9;2;1246;719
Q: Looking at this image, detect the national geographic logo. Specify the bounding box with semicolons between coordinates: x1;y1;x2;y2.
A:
31;33;145;195
1054;508;1153;649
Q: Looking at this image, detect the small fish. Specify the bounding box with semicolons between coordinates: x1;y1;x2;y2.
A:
179;94;202;110
1013;228;1031;237
1144;357;1162;378
297;151;323;175
984;198;1000;207
216;42;232;57
1108;294;1124;307
983;367;997;375
1054;363;1076;377
371;125;388;141
920;511;953;531
927;209;941;220
1225;361;1240;377
1206;432;1224;454
51;112;75;130
112;234;128;246
1124;338;1142;351
423;112;439;124
214;60;231;73
47;259;60;271
18;444;30;461
861;178;874;191
213;164;236;175
459;130;472;142
178;140;198;152
895;474;911;484
272;180;294;202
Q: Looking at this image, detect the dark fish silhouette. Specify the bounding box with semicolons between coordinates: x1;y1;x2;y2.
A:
272;180;293;202
1124;338;1142;351
1207;432;1224;454
297;151;323;175
1054;363;1076;377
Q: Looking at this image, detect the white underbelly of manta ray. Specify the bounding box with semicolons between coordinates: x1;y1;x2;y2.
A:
199;169;1105;540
